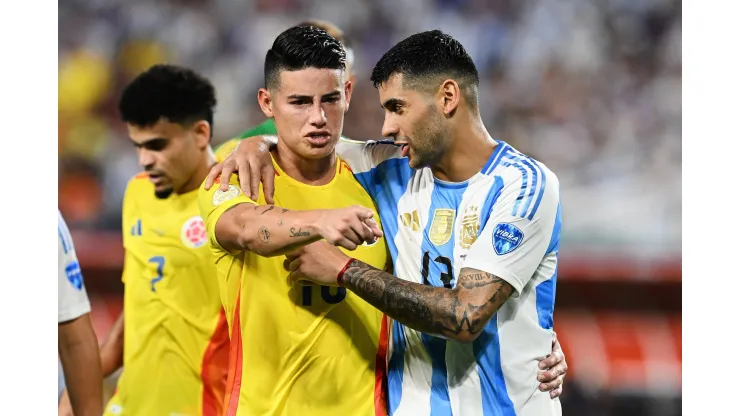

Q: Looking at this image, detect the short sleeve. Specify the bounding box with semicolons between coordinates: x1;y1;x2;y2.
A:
198;173;258;254
335;138;402;173
462;170;560;296
58;211;91;323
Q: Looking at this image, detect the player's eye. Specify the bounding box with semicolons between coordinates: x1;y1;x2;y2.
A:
322;96;340;103
290;99;311;106
144;139;168;151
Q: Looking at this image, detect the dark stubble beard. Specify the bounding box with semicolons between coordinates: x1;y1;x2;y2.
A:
408;106;449;169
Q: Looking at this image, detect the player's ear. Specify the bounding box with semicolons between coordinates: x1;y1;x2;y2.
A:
258;88;274;118
193;120;211;149
344;78;353;113
439;79;460;117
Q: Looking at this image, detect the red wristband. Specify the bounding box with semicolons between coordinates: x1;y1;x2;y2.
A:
337;258;354;287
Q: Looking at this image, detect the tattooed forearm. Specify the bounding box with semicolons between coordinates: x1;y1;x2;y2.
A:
343;261;514;342
289;227;310;237
258;226;270;243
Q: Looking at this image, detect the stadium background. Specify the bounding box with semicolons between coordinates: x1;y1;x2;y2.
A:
58;0;681;414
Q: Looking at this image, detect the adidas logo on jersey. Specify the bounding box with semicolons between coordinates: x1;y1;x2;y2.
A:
131;219;142;236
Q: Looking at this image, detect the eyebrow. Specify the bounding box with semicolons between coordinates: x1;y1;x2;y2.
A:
131;137;167;147
381;98;404;110
287;91;342;100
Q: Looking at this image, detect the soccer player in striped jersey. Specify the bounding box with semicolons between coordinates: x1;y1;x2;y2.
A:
209;30;566;415
58;210;104;415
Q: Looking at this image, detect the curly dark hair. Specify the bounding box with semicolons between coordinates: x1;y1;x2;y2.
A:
118;64;217;137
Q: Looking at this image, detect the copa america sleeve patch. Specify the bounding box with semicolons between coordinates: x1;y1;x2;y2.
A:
212;184;242;206
492;223;524;255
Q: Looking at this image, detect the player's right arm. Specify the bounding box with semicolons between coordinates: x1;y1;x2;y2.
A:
198;173;383;256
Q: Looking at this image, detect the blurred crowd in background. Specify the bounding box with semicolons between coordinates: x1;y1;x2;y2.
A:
58;0;681;257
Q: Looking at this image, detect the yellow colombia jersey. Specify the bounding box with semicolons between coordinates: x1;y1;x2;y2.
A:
198;154;391;416
105;173;230;416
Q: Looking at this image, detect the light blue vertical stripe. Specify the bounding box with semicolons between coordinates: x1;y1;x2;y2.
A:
353;157;415;414
419;182;468;415
473;319;516;416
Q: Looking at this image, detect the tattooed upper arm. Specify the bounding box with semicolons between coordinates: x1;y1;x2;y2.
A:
450;268;515;339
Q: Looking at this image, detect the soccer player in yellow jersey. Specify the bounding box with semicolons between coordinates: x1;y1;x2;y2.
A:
60;64;231;416
198;27;390;416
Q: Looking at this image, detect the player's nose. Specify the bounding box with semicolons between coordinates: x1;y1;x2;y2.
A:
137;148;156;169
381;118;399;139
308;103;327;127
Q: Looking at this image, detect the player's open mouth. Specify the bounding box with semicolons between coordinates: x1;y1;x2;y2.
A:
399;144;410;157
148;174;165;185
306;131;331;146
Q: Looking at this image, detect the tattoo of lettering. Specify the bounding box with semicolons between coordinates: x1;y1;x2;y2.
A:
281;208;289;213
258;226;270;243
289;227;310;237
260;205;275;215
343;261;513;340
277;219;283;227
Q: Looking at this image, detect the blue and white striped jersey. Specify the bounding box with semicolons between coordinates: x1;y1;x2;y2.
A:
337;138;562;416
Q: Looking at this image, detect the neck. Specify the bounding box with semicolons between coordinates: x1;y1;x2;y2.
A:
273;141;337;186
179;147;218;195
431;113;496;183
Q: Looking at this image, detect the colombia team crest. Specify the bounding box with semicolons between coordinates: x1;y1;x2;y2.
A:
181;216;207;249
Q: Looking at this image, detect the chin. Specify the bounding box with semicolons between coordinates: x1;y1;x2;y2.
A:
154;187;174;199
302;143;336;159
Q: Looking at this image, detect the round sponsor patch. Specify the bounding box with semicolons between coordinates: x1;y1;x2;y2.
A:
212;184;241;206
65;260;84;290
492;223;524;255
181;216;207;249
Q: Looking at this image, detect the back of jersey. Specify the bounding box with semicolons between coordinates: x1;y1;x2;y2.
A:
340;140;562;416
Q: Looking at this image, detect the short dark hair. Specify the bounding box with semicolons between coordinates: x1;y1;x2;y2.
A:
264;26;346;90
294;19;346;45
119;64;217;136
370;30;479;105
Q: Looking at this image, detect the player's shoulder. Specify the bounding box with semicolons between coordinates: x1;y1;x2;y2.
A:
214;138;241;161
336;137;404;173
123;172;156;204
490;142;559;188
126;172;153;191
337;136;397;151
